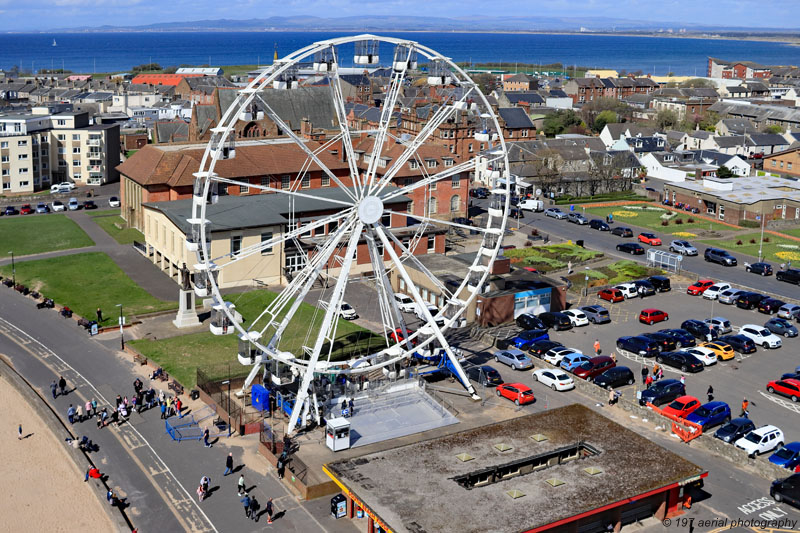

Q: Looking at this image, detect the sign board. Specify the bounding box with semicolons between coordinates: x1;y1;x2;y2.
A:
90;323;98;336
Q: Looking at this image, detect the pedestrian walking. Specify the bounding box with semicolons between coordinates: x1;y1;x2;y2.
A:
96;307;103;323
249;496;259;522
610;352;616;363
348;397;354;416
17;424;22;440
115;394;122;408
707;385;714;403
67;404;76;424
160;402;167;420
680;375;685;386
282;434;292;455
741;398;750;418
166;396;173;417
641;366;649;384
91;399;97;414
341;398;347;414
593;339;601;355
608;387;615;406
176;397;183;419
266;497;274;524
645;375;653;388
240;494;252;517
76;404;83;423
203;427;211;448
85;400;92;418
58;376;67;396
201;475;210;494
224;453;233;476
567;260;573;274
276;454;286;480
50;380;58;399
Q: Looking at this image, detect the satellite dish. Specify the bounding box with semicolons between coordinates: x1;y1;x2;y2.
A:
535;188;542;197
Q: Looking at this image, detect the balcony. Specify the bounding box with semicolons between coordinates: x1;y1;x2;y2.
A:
86;139;102;147
86;164;104;172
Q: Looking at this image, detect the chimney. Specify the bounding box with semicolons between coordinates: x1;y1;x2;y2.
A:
301;117;311;139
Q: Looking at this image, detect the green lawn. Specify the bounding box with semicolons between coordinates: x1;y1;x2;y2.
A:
698;233;800;263
91;214;144;245
583;205;731;233
90;209;120;217
777;228;800;240
0;214;95;256
505;243;603;272
565;260;660;291
129;289;386;388
0;252;175;321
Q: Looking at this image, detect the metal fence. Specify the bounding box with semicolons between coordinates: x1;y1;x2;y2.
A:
646;249;683;273
197;362;266;429
165;405;228;442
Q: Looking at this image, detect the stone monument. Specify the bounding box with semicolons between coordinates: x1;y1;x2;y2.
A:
173;263;201;328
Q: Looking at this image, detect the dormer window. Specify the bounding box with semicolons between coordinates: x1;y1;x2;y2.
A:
426;159;437;169
409;160;418;170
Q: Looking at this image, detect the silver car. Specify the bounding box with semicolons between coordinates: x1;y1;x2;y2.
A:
567;212;588;225
778;304;800;320
494;348;534;370
704;317;732;334
544;208;566;219
718;288;744;305
579;305;611;324
669;240;698;256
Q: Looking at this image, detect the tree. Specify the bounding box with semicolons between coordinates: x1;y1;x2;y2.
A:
655;110;679;130
471;73;496;95
593;110;618;133
763;124;783;134
716;166;734;179
132;63;162;73
680;78;716;88
542;110;581;137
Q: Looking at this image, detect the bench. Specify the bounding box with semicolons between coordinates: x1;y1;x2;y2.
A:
168;379;184;396
133;353;147;366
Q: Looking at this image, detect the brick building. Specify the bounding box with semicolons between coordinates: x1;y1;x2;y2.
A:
707;58;772;79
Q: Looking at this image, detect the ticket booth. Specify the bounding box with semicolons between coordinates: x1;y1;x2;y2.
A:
326;417;351;451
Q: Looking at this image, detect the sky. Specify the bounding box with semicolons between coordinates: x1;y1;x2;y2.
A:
0;0;796;32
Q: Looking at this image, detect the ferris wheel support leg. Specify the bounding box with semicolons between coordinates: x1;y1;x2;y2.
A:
237;359;266;397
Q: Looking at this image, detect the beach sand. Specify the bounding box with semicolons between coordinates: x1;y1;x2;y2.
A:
0;374;114;532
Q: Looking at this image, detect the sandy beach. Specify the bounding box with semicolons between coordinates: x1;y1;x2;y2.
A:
0;373;114;532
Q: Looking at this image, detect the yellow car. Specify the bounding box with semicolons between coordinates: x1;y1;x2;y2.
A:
699;341;735;361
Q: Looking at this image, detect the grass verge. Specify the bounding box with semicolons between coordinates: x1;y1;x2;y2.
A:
584;205;730;233
698;233;800;263
505;243;602;272
90;214;144;245
565;260;660;291
0;214;94;256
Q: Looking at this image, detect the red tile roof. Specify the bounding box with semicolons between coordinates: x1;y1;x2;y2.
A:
130;74;203;86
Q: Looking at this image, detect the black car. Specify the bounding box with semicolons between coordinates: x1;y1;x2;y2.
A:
658;328;696;348
639;378;686;406
589;219;610;231
717;334;757;354
746;262;773;276
736;292;768;310
470;187;489;199
714;417;756;444
640;332;677;352
466;365;504;387
3;206;19;216
616;336;660;357
611;226;633;238
656;351;705;373
782;372;800;381
777;269;800;285
616;242;645;255
516;313;547;331
759;298;786;315
681;319;717;341
704;247;737;266
633;280;656;297
538;312;573;331
528;339;563;358
82;200;98;210
771;474;800;509
648;275;671;292
508;207;523;219
594;366;635;389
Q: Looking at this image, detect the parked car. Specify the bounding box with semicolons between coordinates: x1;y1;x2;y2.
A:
573;356;616;381
544;208;566;219
685;401;731;429
736;292;768;310
561;309;589;327
640;332;677;352
51;200;65;212
778;304;800;321
68;197;79;211
771;474;800;508
614;283;639;299
389;327;416;347
82;200;97;210
394;293;416;313
736;425;784;456
35;202;50;214
466;365;503;387
759;298;786;315
532;369;575;391
560;352;591;372
704;317;732;334
648;275;671;292
108;196;121;208
639;378;686;406
3;206;19;216
746;262;773;276
50;182;75;194
20;204;34;215
616;242;645;255
593;366;635;389
766;318;798;337
714;336;754;356
496;383;535;405
638;232;662;246
702;283;731;300
658;328;696;348
767;379;800;402
338;302;358;320
518;199;543;212
589;219;610;231
740;324;783;349
611;226;633;238
597;288;625;303
669;240;698;256
777;268;800;285
516;313;547;331
414;303;445;326
662;395;701;419
719;288;745;305
681;345;720;365
714;417;756;443
567;212;588;225
543;346;581;366
770;443;800;470
528;340;563;359
704;247;737;266
498;329;549;351
633;280;657;297
580;305;610;324
681;319;717;341
639;308;669;325
494;348;534;371
687;279;715;296
538;312;573;331
616;336;660;357
470;187;489;199
655;351;705;373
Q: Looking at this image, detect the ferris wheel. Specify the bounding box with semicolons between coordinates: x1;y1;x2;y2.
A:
189;34;511;434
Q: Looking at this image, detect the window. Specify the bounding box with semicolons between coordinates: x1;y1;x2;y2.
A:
281;175;291;190
789;163;793;170
57;134;65;141
1;169;8;176
468;144;473;153
72;147;80;154
444;158;454;167
18;167;29;174
1;156;7;163
428;236;436;252
0;141;7;148
521;130;529;138
452;175;460;188
58;147;66;155
328;220;338;233
772;160;777;167
72;134;80;141
284;251;305;273
41;149;48;156
381;213;391;227
240;183;249;194
429;181;437;191
378;157;389;168
321;175;330;187
426;159;437;169
260;176;269;187
17;140;27;147
450;195;461;212
72;160;80;167
2;180;9;187
260;232;273;254
409;160;418;170
230;235;242;256
428;197;437;214
18;154;28;160
287;221;298;234
301;175;310;189
407;201;414;214
56;119;66;126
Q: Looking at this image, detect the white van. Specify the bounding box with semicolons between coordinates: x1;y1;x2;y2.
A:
519;199;544;212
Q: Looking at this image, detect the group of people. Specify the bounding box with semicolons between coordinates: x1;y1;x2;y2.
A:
640;364;664;388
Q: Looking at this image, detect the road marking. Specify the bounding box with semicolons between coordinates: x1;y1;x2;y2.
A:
617;348;679;374
758;390;800;414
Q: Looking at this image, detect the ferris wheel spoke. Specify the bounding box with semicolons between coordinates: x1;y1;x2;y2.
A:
327;52;363;197
384;209;499;236
210;176;354;208
380;158;479;203
364;228;408;346
375;224;452;298
254;94;357;202
373;227;478;400
370;85;476;197
288;221;364;434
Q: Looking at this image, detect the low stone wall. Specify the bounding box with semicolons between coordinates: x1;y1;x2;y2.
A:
257;439;340;500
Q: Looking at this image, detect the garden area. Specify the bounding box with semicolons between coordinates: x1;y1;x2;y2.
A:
698;233;800;264
0;252;175;321
504;243;603;273
129;289;386;388
583;204;731;233
0;214;95;256
565;260;662;291
90;210;144;245
553;191;650;205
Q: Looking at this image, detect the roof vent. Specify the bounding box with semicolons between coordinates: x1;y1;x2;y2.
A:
506;489;526;499
583;467;603;476
455;453;474;462
529;434;548;442
545;478;565;487
494;443;513;452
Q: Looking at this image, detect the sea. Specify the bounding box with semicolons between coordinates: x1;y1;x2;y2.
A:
1;31;799;76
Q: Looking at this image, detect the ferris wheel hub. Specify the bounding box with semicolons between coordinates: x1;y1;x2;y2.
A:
357;196;384;224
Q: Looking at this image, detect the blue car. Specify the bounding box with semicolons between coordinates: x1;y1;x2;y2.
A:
770;442;800;470
501;329;549;350
685;401;731;430
560;352;591;372
658;328;697;348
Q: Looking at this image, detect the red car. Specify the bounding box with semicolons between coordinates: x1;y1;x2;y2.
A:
639;308;669;325
767;379;800;402
687;279;714;295
598;288;625;303
496;383;535;405
661;395;701;418
20;204;34;215
638;233;662;246
389;327;417;347
573;356;616;381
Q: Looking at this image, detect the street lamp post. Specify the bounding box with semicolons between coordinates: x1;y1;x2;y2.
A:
758;206;766;262
222;379;231;436
116;303;124;350
8;251;15;286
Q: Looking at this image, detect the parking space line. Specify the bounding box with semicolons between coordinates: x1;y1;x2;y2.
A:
758;391;800;414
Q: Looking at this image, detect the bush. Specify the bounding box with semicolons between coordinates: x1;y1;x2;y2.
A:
737;240;743;245
661;220;669;226
763;237;770;243
687;217;695;223
739;220;760;229
749;238;756;244
675;218;683;225
524;240;532;247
